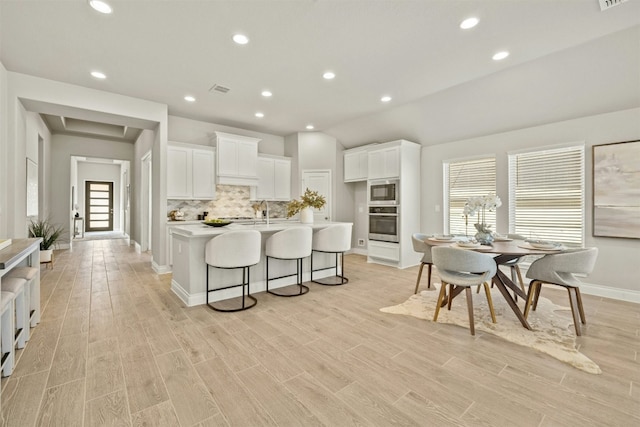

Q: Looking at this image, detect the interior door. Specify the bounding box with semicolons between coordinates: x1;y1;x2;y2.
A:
85;181;113;232
302;170;331;222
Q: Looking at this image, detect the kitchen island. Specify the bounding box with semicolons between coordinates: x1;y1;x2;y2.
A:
170;221;352;306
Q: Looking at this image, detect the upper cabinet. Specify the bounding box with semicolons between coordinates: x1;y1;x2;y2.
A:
368;145;400;180
213;131;260;186
167;143;216;200
252;155;291;201
344;148;369;182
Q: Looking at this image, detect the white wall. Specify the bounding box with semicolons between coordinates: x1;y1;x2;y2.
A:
77;162;122;231
0;62;8;237
421;108;640;295
168;115;285;155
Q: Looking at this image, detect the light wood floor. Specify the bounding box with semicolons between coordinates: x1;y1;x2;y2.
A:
1;238;638;426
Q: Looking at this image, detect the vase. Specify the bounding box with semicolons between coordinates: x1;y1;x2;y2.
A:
474;223;494;245
300;207;314;224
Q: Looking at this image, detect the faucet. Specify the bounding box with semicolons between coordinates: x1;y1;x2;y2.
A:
261;200;270;226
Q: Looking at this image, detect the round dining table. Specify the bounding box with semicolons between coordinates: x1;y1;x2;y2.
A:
423;237;568;330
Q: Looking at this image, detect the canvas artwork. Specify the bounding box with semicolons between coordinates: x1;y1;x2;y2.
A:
593;140;640;239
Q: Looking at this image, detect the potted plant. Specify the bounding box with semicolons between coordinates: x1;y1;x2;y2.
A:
287;188;327;224
28;218;64;264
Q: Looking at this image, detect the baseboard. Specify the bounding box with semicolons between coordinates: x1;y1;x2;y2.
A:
579;282;640;304
152;260;171;275
133;241;141;254
349;248;368;256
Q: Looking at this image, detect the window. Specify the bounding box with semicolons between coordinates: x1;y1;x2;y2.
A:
509;145;584;246
445;157;496;235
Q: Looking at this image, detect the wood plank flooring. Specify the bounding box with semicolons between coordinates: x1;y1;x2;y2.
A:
1;238;639;426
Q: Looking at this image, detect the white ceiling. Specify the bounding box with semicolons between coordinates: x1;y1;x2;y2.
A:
1;0;639;147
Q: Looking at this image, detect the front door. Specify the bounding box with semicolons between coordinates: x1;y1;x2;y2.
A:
85;181;113;232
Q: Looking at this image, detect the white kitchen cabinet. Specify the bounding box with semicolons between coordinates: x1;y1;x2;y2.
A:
344;149;369;182
368;146;400;180
252;155;291;201
213;131;260;186
167;144;216;200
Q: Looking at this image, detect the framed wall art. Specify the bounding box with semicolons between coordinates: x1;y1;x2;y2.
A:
592;140;640;239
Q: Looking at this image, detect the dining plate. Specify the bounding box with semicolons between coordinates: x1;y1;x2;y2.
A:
455;241;481;248
432;234;455;241
518;242;565;251
429;237;456;242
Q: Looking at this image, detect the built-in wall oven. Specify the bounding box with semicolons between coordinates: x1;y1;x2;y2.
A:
369;205;399;242
369;179;399;205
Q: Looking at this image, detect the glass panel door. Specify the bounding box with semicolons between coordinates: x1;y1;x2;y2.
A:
85;181;113;232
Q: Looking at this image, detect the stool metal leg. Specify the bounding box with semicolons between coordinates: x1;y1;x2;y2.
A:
206;264;257;312
310;250;348;286
266;256;309;297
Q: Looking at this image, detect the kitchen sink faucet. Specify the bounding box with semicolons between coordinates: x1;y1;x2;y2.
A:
261;200;270;226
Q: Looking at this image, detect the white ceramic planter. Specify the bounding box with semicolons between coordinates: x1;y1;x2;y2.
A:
300;207;314;224
40;249;53;263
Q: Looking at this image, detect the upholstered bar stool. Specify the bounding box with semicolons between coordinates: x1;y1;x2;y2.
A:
205;230;261;312
265;227;312;297
6;266;39;327
1;277;28;348
310;224;352;286
1;290;15;377
411;233;434;293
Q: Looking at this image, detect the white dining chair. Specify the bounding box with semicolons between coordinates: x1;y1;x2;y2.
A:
524;247;598;336
311;223;352;285
432;246;497;336
205;230;262;312
265;227;312;297
411;233;433;294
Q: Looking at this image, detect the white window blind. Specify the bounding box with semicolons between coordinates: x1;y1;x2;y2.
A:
446;157;496;235
508;145;584;246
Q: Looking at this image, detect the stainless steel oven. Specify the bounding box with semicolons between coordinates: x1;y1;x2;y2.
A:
369;179;399;205
368;206;399;242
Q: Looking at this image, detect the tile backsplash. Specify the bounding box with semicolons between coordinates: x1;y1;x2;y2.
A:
167;185;288;220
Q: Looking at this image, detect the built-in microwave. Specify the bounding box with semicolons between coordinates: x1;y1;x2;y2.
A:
369;179;399;205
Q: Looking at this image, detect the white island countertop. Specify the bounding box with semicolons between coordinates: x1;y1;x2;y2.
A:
171;220;338;238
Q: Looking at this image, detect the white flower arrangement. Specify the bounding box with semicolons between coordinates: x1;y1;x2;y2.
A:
463;193;502;234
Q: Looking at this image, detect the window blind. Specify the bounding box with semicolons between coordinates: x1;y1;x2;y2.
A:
509;145;584;246
446;157;496;235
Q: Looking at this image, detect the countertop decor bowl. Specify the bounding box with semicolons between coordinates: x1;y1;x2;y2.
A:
203;220;232;227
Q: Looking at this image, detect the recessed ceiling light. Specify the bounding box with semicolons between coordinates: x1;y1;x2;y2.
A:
492;51;510;61
88;0;113;14
90;71;106;79
255;112;264;118
184;95;196;102
323;71;336;80
460;17;479;29
381;96;392;103
306;125;314;130
233;34;249;45
261;90;272;97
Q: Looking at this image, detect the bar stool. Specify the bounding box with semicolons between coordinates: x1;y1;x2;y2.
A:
1;277;28;348
6;266;39;327
310;224;352;285
265;227;312;297
205;230;261;312
1;290;15;377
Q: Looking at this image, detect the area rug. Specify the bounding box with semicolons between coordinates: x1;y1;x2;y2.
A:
381;284;601;374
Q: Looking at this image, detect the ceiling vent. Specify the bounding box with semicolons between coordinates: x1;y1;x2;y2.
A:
209;84;230;94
